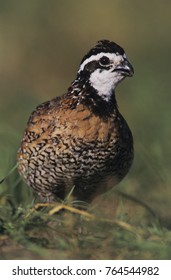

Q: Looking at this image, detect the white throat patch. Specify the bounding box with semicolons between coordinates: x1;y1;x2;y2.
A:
79;52;126;101
89;68;122;101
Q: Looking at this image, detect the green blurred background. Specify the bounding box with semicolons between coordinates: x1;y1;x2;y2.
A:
0;0;171;223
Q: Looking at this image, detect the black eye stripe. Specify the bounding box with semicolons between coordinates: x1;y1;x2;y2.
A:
82;57;111;73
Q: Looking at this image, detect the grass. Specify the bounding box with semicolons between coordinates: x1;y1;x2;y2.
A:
0;0;171;259
0;0;171;260
0;163;171;260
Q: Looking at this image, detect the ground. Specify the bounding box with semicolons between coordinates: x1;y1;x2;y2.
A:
0;181;171;260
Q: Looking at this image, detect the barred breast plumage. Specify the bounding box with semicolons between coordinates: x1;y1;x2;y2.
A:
17;40;134;203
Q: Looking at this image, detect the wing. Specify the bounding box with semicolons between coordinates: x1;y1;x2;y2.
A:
21;97;61;144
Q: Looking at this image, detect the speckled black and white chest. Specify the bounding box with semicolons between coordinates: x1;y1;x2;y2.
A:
17;40;134;202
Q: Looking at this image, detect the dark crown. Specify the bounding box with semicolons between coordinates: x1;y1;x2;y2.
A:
80;40;125;65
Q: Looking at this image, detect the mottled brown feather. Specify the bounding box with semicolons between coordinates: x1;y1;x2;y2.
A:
17;40;134;203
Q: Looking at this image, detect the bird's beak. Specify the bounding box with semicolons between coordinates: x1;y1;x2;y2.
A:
114;59;134;77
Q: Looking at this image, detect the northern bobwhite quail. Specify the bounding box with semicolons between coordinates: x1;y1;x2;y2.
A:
17;40;134;203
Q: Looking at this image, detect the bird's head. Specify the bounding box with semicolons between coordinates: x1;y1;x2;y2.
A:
77;40;134;102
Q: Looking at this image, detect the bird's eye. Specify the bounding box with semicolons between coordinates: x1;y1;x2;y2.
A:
99;56;110;66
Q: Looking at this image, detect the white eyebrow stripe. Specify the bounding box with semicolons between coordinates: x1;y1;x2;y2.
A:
78;52;124;73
